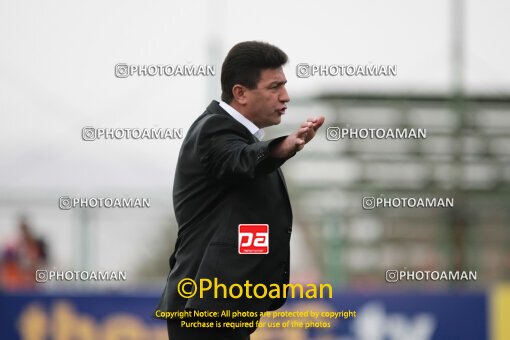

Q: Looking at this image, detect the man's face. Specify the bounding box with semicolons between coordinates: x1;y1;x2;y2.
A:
243;67;290;128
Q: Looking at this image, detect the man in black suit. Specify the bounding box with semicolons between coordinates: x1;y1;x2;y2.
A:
157;41;324;339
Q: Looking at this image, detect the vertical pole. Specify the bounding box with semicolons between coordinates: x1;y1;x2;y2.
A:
79;208;90;272
450;0;468;281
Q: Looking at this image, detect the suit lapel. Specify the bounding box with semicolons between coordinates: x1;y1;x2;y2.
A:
277;168;288;190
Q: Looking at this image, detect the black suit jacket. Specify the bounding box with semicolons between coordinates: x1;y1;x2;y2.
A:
157;100;294;313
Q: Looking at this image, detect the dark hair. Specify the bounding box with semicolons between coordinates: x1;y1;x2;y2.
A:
221;41;288;103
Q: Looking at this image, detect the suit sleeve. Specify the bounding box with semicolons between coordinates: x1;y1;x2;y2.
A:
196;115;294;180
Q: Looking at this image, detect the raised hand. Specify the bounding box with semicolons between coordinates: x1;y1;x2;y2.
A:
270;116;325;158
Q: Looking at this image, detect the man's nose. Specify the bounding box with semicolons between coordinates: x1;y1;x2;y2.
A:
279;87;290;103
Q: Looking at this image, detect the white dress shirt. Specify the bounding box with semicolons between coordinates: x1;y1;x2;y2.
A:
219;101;265;141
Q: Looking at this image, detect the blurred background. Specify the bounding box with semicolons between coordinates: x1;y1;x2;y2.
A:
0;0;509;339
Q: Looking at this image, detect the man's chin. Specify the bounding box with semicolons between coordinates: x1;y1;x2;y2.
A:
271;118;282;126
259;116;282;128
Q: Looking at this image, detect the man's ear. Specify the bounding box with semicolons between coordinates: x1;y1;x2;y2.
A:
232;84;248;105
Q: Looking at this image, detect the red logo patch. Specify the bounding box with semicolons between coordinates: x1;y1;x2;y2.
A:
238;224;269;254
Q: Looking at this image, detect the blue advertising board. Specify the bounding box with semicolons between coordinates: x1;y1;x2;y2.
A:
0;290;487;339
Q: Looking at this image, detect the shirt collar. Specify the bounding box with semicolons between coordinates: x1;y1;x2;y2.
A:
219;101;265;141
